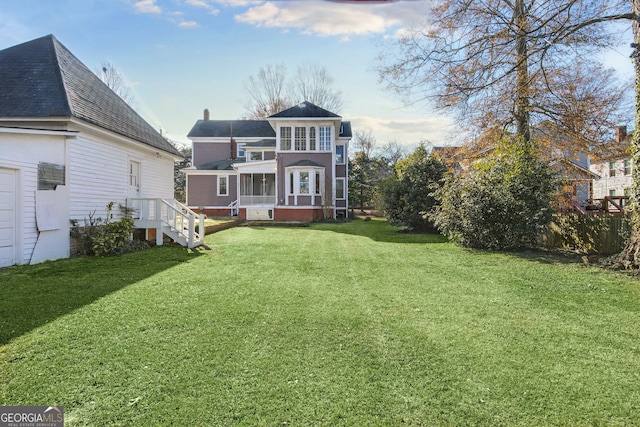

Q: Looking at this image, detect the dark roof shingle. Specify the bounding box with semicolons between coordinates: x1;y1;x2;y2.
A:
0;35;181;157
188;120;276;139
269;101;341;119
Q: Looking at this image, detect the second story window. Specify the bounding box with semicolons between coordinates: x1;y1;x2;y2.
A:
237;144;245;158
280;127;292;150
295;127;306;151
336;145;344;164
609;161;616;177
319;126;331;151
309;127;316;151
625;159;632;176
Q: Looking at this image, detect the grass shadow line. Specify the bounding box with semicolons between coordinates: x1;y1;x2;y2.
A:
0;245;204;346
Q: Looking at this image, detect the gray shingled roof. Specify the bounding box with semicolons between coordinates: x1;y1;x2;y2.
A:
340;121;352;138
269;101;341;119
188;120;276;138
0;35;181;157
197;158;246;170
245;139;276;147
287;159;325;168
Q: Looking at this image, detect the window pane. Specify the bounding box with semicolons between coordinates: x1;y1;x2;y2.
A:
625;159;631;175
281;127;292;150
336;145;344;164
315;171;321;195
336;178;345;199
295;127;306;151
609;162;616;177
38;162;65;190
241;175;252;196
309;127;316;151
299;172;310;194
250;152;262;161
219;176;228;195
319;126;331;151
289;172;294;194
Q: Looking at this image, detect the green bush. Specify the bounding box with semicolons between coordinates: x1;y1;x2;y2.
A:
432;138;557;250
379;145;447;232
70;202;137;256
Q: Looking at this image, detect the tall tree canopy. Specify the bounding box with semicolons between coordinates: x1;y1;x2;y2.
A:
243;63;343;119
378;0;632;147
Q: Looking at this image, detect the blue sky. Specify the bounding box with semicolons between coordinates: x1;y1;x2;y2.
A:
0;0;635;149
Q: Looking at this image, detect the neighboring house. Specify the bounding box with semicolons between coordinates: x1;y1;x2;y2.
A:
0;35;189;268
590;126;633;199
183;102;352;221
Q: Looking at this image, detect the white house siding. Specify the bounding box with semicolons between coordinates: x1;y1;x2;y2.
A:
0;130;67;265
590;159;633;199
67;131;176;221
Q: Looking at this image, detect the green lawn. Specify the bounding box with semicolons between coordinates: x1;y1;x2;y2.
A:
1;219;639;426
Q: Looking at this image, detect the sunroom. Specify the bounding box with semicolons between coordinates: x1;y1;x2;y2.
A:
234;160;277;220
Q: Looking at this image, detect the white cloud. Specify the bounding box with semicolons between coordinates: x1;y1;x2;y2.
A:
185;0;221;15
348;115;456;147
134;0;162;14
178;20;199;27
235;1;424;37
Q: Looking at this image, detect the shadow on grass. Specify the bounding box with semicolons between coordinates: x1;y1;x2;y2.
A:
0;245;204;346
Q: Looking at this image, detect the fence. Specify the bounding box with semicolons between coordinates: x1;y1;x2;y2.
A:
540;213;631;255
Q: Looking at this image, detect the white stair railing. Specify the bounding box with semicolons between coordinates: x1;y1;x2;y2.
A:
128;198;205;248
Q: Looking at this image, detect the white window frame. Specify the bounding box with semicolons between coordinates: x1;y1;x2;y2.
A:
319;126;331;151
295;127;307;151
286;167;325;205
217;174;229;196
336;178;345;200
237;144;246;158
249;151;264;162
280;126;292;150
336;145;345;164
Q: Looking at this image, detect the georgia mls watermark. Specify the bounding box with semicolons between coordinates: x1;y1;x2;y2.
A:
0;406;64;427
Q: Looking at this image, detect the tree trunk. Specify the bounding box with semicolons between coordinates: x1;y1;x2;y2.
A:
514;0;531;144
610;0;640;269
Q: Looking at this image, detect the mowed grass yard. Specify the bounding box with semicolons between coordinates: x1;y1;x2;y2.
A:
1;219;640;426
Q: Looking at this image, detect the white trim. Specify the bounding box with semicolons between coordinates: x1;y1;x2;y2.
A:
336;177;346;200
0;127;78;137
217;174;229;196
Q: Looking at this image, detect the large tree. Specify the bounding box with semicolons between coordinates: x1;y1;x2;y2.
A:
378;0;631;147
97;61;135;106
243;63;344;119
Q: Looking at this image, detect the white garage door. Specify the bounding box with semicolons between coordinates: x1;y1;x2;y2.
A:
0;168;17;268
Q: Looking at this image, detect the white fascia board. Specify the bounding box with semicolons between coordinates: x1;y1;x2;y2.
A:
0;126;78;137
183;168;237;176
234;159;277;173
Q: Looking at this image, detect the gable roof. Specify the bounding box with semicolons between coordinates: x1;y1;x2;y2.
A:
188;120;276;139
269;101;341;119
0;35;181;157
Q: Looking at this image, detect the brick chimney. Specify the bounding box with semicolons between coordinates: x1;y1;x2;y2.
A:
230;138;237;160
616;125;627;142
203;108;210;121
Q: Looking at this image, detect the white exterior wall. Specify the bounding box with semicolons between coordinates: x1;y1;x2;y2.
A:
0;124;176;266
590;159;633;199
67;128;176;221
0;130;67;265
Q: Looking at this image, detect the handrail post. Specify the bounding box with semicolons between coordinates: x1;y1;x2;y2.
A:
188;214;195;248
